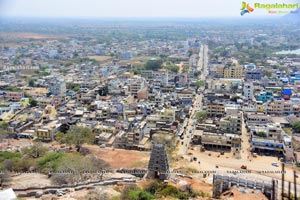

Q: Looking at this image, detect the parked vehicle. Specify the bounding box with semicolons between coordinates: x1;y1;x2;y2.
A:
241;165;247;169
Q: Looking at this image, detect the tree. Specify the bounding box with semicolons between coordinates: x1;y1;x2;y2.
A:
257;131;267;138
263;70;272;78
51;154;109;185
29;98;38;107
21;142;48;158
195;112;207;123
292;122;300;133
73;86;80;92
28;79;35;87
144;59;163;71
195;80;205;89
164;65;179;73
194;71;201;77
55;132;66;143
60;126;95;151
73;51;79;57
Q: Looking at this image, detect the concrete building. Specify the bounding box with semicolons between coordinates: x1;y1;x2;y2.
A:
137;87;148;100
141;70;154;79
245;70;262;80
36;121;61;141
5;91;24;101
223;66;243;79
192;130;241;152
243;82;254;100
216;65;225;78
49;80;66;96
120;51;132;60
256;90;274;103
206;101;225;117
250;123;285;155
245;113;272;126
266;99;293;115
220;113;242;135
129;77;147;98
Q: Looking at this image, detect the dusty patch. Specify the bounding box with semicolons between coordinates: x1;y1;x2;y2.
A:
11;173;51;189
83;144;150;169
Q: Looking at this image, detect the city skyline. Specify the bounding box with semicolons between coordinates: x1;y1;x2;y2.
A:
0;0;298;18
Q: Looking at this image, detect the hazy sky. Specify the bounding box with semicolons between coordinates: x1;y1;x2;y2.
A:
0;0;299;18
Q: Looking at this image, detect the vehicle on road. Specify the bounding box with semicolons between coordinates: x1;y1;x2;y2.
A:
241;165;247;169
272;162;279;167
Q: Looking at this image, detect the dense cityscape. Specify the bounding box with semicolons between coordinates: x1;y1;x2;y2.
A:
0;4;300;200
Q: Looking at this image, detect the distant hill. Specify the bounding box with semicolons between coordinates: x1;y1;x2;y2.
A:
282;8;300;22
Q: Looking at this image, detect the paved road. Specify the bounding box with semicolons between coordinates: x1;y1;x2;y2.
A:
178;44;208;155
178;94;202;155
240;112;251;160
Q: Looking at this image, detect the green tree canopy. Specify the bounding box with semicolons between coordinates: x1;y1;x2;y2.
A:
292;122;300;133
164;65;179;73
195;111;207;123
195;80;205;89
21;142;49;158
57;126;96;150
144;59;163;71
262;70;272;78
29;98;38;107
51;154;109;185
28;79;35;87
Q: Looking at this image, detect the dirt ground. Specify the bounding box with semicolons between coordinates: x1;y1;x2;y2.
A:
10;173;52;189
83;144;150;169
88;56;112;62
173;145;299;184
220;186;268;200
0;138;34;151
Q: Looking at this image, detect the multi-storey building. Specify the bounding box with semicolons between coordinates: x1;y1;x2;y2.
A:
49;80;66;96
223;66;243;79
216;65;224;78
266;99;293;115
243;82;254;100
245;70;262;80
220;113;242;135
192;130;241;152
5;91;24;101
206;101;225;117
256;90;274;103
129;76;147;98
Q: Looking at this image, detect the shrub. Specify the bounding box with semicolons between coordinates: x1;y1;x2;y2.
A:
0;152;21;162
21;142;48;158
37;152;65;172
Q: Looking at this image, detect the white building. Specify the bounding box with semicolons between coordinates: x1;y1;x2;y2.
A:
243;82;254;100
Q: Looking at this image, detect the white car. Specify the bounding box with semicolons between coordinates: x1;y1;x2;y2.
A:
271;162;279;167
